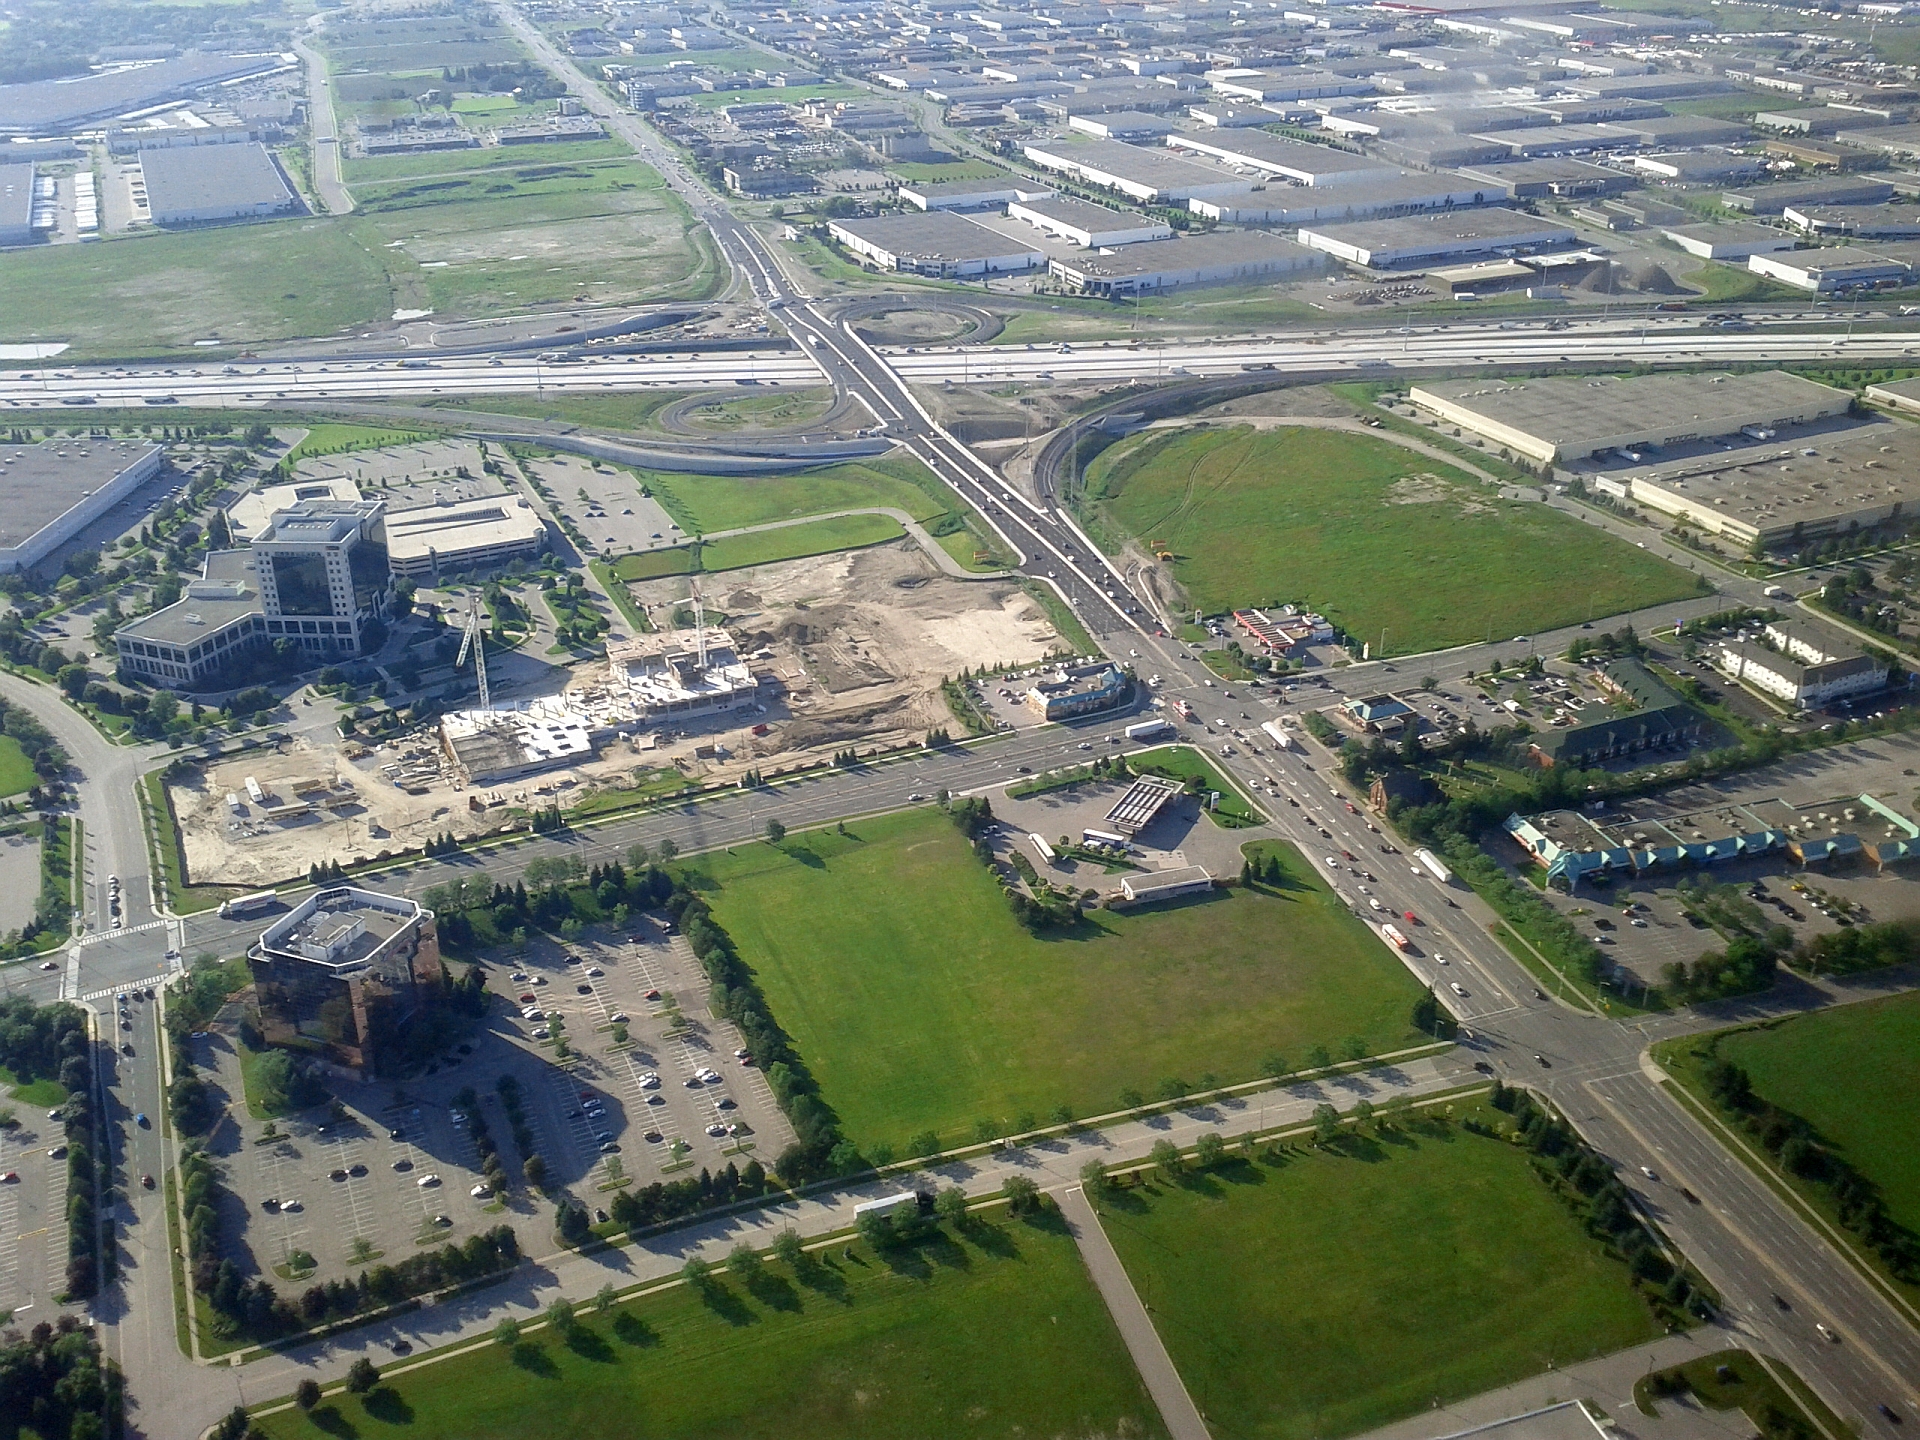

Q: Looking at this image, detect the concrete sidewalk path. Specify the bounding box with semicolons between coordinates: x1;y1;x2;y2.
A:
1060;1184;1212;1440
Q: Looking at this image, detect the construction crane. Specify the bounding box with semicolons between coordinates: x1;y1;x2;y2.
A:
454;594;492;715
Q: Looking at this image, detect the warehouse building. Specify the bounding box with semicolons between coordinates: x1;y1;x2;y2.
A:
1008;194;1169;247
1457;157;1634;199
1722;175;1895;214
827;211;1043;276
1408;371;1851;466
1069;112;1175;141
1593;417;1920;549
1747;244;1920;292
1049;229;1320;296
1022;138;1256;205
0;435;163;572
1165;129;1393;187
0;162;33;247
114;549;267;689
1660;221;1799;260
0;51;285;137
1716;618;1888;709
1193;171;1507;227
139;142;296;226
898;174;1045;210
1296;208;1575;270
1785;205;1920;239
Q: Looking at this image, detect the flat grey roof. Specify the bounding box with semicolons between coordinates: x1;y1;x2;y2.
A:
0;51;285;135
1171;128;1392;178
1013;193;1157;229
1027;137;1250;192
0;437;160;553
1415;371;1851;451
1303;207;1573;249
1723;175;1895;212
140;142;293;219
1060;228;1316;278
832;209;1040;260
0;162;32;234
116;549;261;646
901;173;1025;197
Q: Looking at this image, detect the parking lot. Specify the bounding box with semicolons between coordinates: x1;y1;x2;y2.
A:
194;908;792;1289
0;1101;67;1318
528;455;681;556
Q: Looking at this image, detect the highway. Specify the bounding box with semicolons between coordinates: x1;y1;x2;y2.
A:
5;6;1915;1430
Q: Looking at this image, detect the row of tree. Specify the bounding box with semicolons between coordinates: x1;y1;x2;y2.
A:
0;1317;123;1440
1701;1056;1919;1283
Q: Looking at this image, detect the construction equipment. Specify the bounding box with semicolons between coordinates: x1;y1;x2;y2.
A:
454;594;492;715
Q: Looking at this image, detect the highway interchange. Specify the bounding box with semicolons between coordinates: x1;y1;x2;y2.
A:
5;13;1920;1433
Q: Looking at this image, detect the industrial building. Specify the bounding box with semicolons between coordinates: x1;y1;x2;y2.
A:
1407;371;1852;466
1715;618;1887;709
1593;417;1920;549
1457;157;1634;199
1007;194;1169;247
827;211;1043;276
382;495;548;582
1191;172;1507;227
1295;208;1575;270
248;886;444;1077
1024;660;1128;720
0;435;163;573
1660;221;1799;261
114;549;267;689
897;174;1045;210
1746;244;1920;292
0;163;33;247
137;142;296;226
250;499;391;658
1049;229;1319;296
1165;129;1392;186
1722;176;1896;214
0;52;287;137
1022;138;1256;205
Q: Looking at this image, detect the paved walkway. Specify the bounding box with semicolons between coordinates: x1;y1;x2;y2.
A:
1060;1185;1212;1440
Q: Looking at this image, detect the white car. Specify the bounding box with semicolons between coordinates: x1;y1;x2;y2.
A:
470;1183;492;1198
1434;954;1448;965
1450;982;1468;997
639;1072;660;1087
1325;857;1339;868
609;1011;629;1024
585;966;604;978
532;1027;551;1040
521;1006;543;1020
416;1174;442;1188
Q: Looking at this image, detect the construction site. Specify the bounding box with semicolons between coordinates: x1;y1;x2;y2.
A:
161;541;1066;890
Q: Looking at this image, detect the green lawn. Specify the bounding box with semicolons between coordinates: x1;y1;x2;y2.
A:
1099;1106;1664;1440
341;137;634;184
423;391;692;432
253;1216;1163;1440
1084;425;1705;654
1;1067;69;1108
287;423;437;466
1130;745;1264;827
641;453;955;535
1660;991;1920;1242
698;513;905;572
0;734;37;798
691;811;1424;1151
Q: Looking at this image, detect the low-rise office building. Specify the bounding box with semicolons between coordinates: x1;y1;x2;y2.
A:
1661;221;1799;260
1025;660;1129;720
248;886;444;1077
114;549;267;689
383;494;548;582
1747;243;1920;291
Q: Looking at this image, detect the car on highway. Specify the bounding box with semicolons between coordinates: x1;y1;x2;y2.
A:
1449;983;1467;996
1815;1323;1838;1343
135;1112;149;1128
141;1173;155;1189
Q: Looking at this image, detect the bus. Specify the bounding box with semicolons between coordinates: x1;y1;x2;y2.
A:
1082;828;1129;851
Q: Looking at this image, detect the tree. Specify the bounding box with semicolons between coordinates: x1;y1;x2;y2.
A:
1151;1138;1183;1180
1003;1173;1040;1213
1260;1052;1290;1080
682;1255;713;1290
545;1296;576;1334
345;1357;380;1394
1307;1045;1332;1071
1194;1132;1226;1168
773;1227;805;1268
1079;1158;1109;1192
1343;1035;1368;1063
935;1185;970;1225
56;663;88;699
726;1241;761;1281
523;1154;547;1188
764;818;786;846
1312;1103;1341;1145
493;1316;521;1347
295;1379;322;1411
593;1283;617;1313
1353;1098;1376;1129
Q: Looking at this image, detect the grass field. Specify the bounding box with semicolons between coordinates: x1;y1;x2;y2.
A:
1;1067;68;1108
1099;1103;1663;1440
1083;425;1705;654
990;283;1319;346
422;392;691;432
677;390;838;432
253;1215;1163;1440
640;453;953;535
286;422;437;466
1130;745;1264;827
0;734;37;798
699;514;905;571
691;811;1424;1151
341;137;635;185
1660;992;1920;1242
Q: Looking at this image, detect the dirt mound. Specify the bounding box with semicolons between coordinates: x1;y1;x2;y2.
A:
1627;261;1684;294
1576;263;1622;294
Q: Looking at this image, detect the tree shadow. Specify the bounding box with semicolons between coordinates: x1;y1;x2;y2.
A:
695;1280;756;1326
920;1230;973;1272
565;1324;616;1362
745;1270;802;1313
780;846;825;869
612;1311;659;1347
1099;1185;1152;1215
510;1342;558;1377
1172;1169;1227;1198
959;1218;1019;1259
1376;1124;1419;1150
876;1243;932;1281
1020;1205;1072;1237
793;1256;852;1305
1217;1157;1268;1186
361;1388;414;1425
309;1406;359;1439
